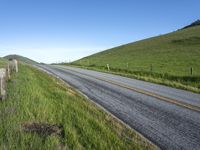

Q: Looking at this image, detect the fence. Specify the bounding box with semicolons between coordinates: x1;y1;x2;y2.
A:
74;61;198;76
0;59;18;100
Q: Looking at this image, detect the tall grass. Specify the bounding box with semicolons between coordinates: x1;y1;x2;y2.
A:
0;64;155;150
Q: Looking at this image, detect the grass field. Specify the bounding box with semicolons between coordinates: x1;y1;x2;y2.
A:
69;26;200;93
0;64;155;150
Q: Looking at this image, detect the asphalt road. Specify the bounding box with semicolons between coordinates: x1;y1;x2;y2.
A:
38;64;200;150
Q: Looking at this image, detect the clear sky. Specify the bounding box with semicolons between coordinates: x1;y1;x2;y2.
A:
0;0;199;63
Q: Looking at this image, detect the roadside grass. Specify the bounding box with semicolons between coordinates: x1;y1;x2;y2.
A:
0;64;156;150
68;26;200;93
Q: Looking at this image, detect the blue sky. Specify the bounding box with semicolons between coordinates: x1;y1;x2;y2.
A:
0;0;199;63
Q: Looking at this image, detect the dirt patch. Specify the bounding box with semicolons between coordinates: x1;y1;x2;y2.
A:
22;122;68;149
22;122;64;138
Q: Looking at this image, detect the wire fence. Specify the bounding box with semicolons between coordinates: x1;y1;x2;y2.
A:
70;61;199;76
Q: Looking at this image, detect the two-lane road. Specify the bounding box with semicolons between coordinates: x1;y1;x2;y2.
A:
38;64;200;150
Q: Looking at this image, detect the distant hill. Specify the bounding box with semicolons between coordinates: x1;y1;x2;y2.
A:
4;55;37;64
183;20;200;29
74;25;200;76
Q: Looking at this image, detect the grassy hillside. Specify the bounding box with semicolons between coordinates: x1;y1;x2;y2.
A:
0;64;155;150
4;55;37;64
71;25;200;93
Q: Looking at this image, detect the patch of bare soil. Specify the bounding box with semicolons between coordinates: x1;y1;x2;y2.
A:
22;122;68;149
22;122;64;138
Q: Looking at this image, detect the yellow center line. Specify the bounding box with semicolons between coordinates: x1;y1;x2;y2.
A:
56;65;200;113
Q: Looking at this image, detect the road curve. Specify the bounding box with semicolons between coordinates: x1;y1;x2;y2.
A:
38;64;200;150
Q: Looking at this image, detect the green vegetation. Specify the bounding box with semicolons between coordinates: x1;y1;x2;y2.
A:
70;26;200;93
0;58;7;68
4;55;37;64
0;64;155;150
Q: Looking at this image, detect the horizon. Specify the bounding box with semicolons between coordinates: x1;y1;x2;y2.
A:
0;0;199;63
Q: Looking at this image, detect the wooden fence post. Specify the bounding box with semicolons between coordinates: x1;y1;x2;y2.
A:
190;67;193;75
0;60;19;101
0;68;7;100
150;64;153;72
126;63;129;68
107;64;110;71
8;59;18;73
7;63;11;80
15;60;18;73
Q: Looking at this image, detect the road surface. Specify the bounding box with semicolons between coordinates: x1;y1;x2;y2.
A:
38;64;200;150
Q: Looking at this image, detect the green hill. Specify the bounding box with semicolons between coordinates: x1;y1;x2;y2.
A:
72;24;200;93
4;55;37;64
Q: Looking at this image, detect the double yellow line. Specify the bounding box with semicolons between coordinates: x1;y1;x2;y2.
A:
56;65;200;113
